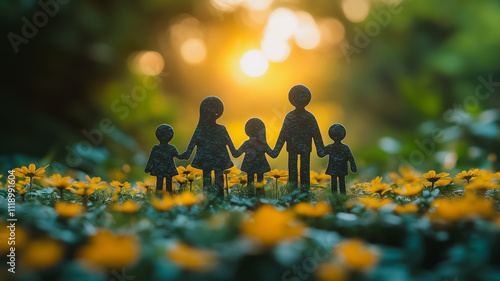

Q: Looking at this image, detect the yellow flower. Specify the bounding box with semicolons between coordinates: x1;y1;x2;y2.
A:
67;181;98;196
15;179;29;194
166;242;218;272
224;166;241;177
334;239;380;272
392;184;423;196
13;164;47;180
465;179;498;191
1;223;28;254
177;165;202;177
311;171;330;187
21;238;63;270
85;175;107;188
394;204;418;214
254;179;268;189
419;170;452;187
357;197;392;210
46;174;73;191
173;175;188;185
491;172;500;180
229;175;248;187
455;169;479;183
265;169;289;182
174;191;201;206
389;166;420;185
77;230;141;270
363;177;391;196
110;180;131;192
111;200;141;213
316;262;348;281
241;205;305;247
428;195;496;223
152;197;175;212
55;202;83;218
294;202;332;217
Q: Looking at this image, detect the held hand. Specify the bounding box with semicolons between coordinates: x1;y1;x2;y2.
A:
269;148;279;159
145;166;152;173
351;166;357;173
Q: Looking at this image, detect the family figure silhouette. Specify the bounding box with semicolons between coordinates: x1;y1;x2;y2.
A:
145;84;357;197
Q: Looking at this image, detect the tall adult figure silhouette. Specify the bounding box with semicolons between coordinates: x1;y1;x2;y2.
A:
180;96;237;198
273;85;324;192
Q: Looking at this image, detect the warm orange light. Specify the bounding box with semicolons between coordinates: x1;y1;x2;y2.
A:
180;38;207;64
240;49;269;77
342;0;370;23
261;36;290;62
132;51;165;76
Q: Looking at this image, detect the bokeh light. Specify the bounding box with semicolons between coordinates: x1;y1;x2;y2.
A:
265;8;299;40
261;36;290;62
243;0;273;11
293;11;321;50
342;0;370;23
180;38;207;64
240;49;269;77
131;51;165;76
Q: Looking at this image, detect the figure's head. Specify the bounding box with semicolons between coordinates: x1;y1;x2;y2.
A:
329;123;346;142
200;96;224;122
288;84;311;109
245;117;265;137
156;124;174;143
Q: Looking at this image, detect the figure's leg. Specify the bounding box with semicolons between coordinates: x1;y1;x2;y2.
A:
256;173;264;198
339;176;346;195
288;153;298;190
300;153;311;193
156;177;164;192
165;177;173;194
203;170;212;194
214;170;224;198
247;173;255;197
331;176;338;194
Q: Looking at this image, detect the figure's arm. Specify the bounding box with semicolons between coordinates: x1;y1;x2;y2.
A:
145;147;156;173
348;148;357;173
179;130;197;160
311;118;325;157
223;127;239;157
232;142;245;158
172;145;181;159
266;143;278;158
317;144;328;158
273;116;289;156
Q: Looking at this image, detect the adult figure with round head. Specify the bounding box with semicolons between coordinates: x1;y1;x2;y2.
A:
273;84;324;192
179;96;237;198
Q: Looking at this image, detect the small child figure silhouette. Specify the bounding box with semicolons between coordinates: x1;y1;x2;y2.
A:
318;123;357;194
145;124;180;193
233;118;276;196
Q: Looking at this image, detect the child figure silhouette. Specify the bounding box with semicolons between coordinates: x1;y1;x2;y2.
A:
318;123;357;194
179;96;237;198
145;124;180;193
233;118;276;196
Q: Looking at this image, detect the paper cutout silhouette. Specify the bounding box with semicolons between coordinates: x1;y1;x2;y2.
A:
273;85;324;192
145;124;180;193
179;96;237;198
233;118;275;196
318;123;357;194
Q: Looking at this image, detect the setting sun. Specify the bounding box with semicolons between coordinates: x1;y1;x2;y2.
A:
240;49;269;77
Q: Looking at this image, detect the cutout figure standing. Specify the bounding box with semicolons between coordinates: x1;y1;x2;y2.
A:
273;85;324;192
233;118;276;196
318;124;357;194
145;124;180;193
179;96;237;198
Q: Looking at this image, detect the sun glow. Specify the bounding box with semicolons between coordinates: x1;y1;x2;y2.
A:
240;49;269;77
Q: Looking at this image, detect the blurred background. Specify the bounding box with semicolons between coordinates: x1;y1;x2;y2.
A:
1;0;500;179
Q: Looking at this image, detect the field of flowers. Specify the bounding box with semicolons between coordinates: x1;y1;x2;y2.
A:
2;164;500;281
